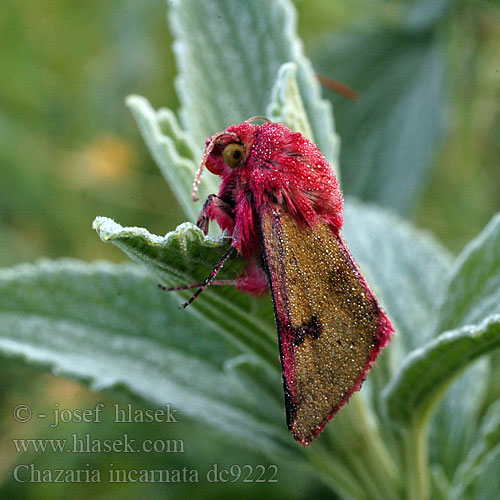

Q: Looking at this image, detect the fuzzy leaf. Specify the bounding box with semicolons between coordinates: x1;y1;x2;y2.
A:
343;198;452;355
383;314;500;426
429;359;491;480
92;216;277;364
421;213;500;479
126;95;212;221
93;216;236;280
314;28;445;215
0;259;293;452
169;0;339;166
450;398;500;500
267;62;314;140
224;354;283;422
267;64;313;140
469;449;500;500
434;213;500;333
266;62;339;178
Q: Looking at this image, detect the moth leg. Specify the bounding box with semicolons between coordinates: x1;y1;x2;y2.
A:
161;263;268;297
197;194;234;235
235;263;268;296
158;279;237;292
160;245;235;309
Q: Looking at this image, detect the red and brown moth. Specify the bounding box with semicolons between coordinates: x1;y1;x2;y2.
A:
162;118;393;445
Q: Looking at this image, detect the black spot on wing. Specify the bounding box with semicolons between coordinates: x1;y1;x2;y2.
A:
293;315;322;346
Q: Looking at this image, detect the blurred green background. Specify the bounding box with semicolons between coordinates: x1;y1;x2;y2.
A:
1;0;499;498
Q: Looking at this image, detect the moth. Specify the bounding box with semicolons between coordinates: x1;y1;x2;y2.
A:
162;118;393;445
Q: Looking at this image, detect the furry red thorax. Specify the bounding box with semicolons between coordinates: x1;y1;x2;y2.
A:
203;122;343;262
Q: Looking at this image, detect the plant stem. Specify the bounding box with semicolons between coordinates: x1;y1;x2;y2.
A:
404;416;430;500
307;447;368;500
352;395;400;489
321;395;401;500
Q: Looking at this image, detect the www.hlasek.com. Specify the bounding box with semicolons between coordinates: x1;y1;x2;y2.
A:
13;432;185;454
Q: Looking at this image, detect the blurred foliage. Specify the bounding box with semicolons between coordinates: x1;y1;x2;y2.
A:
415;0;500;250
302;0;500;248
0;0;182;267
0;0;499;499
314;21;447;215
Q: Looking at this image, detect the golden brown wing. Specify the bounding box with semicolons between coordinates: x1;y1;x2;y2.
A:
259;204;392;445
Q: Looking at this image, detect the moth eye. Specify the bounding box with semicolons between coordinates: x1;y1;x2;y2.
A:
222;143;244;168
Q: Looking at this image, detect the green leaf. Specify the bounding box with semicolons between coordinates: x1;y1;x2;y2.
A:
92;216;277;364
169;0;339;166
93;216;235;281
266;62;339;178
383;314;500;426
0;259;290;452
343;198;452;355
404;0;452;33
125;95;209;221
314;28;446;215
449;398;500;500
267;62;314;140
224;354;283;422
434;213;500;333
423;213;500;480
470;448;500;500
429;359;490;480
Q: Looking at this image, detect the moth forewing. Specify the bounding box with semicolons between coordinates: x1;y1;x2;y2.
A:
259;204;392;445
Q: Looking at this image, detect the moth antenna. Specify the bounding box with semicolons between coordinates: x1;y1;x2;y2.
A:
192;131;239;201
316;74;359;102
192;140;216;202
245;116;271;124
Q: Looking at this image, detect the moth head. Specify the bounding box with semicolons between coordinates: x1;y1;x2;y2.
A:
191;117;271;201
